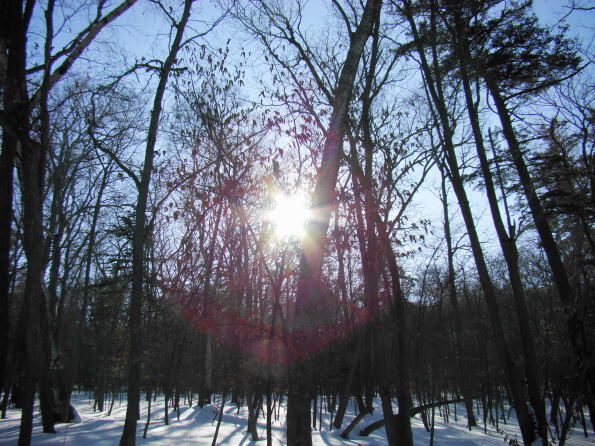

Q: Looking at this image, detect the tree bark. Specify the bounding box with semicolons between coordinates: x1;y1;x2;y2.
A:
1;1;138;443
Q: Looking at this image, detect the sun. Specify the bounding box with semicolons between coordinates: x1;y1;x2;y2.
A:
267;192;311;240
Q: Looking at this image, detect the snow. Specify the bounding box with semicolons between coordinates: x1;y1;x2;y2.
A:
0;393;591;445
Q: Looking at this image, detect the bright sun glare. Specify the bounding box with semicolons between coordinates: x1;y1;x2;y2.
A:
268;192;311;240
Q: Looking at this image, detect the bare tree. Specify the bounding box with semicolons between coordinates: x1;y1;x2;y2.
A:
118;1;194;444
0;2;138;444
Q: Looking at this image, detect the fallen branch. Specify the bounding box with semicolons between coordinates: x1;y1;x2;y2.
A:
359;397;465;436
411;397;465;416
341;408;372;438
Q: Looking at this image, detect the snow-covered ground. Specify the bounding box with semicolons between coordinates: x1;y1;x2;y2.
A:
0;393;591;445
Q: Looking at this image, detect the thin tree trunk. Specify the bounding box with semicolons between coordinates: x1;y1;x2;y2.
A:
347;142;414;446
66;166;110;421
119;2;193;444
440;173;477;428
199;201;223;406
429;405;436;446
143;389;152;439
211;395;226;446
164;393;169;425
266;379;272;446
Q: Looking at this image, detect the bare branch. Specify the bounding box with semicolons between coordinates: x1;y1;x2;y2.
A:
29;0;139;108
87;123;141;189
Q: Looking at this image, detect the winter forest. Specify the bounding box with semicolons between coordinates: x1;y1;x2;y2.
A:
0;0;593;445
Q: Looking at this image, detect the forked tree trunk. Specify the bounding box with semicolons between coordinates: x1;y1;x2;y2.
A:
332;331;366;429
21;0;57;435
2;1;138;444
347;127;415;446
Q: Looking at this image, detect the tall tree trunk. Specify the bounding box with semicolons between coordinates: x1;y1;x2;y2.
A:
439;172;477;428
119;2;193;444
66;166;111;421
456;47;546;442
358;13;382;411
401;2;535;443
0;0;34;409
0;132;14;400
380;236;414;446
1;1;138;444
42;147;75;425
1;1;35;442
25;0;57;435
483;73;595;408
199;201;223;406
346;133;414;446
286;2;381;445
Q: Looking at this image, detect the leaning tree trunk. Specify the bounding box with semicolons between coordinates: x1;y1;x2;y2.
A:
456;45;547;442
286;2;382;445
484;73;595;409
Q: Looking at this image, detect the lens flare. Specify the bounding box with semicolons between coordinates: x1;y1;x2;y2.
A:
267;192;310;239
